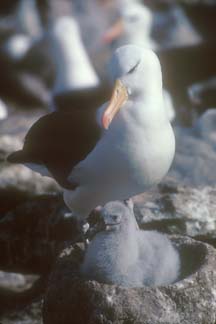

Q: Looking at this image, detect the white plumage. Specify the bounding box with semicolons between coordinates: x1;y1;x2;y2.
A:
81;200;180;287
117;1;156;49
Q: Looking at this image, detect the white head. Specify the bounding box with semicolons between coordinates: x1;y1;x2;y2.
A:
102;45;163;129
121;2;154;45
102;1;155;49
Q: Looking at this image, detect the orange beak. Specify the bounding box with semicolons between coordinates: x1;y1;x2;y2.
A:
102;18;124;44
102;79;128;130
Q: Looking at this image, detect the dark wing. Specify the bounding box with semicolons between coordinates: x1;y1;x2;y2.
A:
7;110;102;189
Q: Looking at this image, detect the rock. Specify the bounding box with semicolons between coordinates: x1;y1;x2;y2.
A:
0;181;215;274
0;111;59;212
43;235;216;324
0;134;21;162
0;158;60;215
0;164;60;195
1;300;42;324
134;184;216;237
0;194;79;274
0;272;26;290
0;110;44;140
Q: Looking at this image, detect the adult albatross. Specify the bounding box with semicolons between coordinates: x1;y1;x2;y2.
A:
7;45;175;228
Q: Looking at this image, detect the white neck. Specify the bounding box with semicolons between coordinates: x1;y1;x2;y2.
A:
50;17;99;95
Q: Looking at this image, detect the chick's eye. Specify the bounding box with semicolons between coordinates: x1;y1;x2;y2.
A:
112;215;120;222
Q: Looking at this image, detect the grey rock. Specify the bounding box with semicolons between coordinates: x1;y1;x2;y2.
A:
0;110;45;140
1;300;42;324
0;272;26;290
134;184;216;237
0;158;60;215
0;124;60;199
43;235;216;324
0;194;78;274
0;113;59;201
0;164;60;194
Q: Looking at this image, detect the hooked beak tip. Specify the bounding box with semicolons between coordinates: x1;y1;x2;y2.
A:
102;114;111;130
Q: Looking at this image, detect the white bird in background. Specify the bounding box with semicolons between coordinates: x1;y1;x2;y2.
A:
3;33;33;61
103;0;156;50
48;16;100;100
0;0;42;62
0;98;8;120
3;0;43;61
8;45;175;233
81;200;180;287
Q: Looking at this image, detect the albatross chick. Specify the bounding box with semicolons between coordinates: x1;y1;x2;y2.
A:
81;200;180;287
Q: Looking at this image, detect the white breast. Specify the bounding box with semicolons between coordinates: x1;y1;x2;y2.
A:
68;102;175;207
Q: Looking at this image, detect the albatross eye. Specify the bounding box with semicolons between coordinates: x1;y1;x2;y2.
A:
127;60;140;74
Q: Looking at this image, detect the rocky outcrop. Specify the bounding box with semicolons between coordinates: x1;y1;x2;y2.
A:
0;164;60;196
0;194;78;274
134;183;216;237
0;183;215;275
43;236;216;324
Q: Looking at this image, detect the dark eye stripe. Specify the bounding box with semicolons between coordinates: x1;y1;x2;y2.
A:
128;60;140;74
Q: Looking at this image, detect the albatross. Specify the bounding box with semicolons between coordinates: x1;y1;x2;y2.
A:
81;200;180;287
7;45;175;230
48;16;110;112
49;16;100;99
